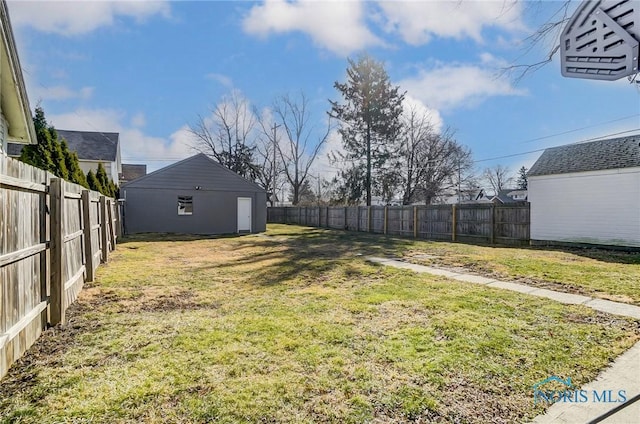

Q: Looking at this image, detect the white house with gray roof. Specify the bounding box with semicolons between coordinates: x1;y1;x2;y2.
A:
56;130;121;184
7;129;122;184
528;135;640;248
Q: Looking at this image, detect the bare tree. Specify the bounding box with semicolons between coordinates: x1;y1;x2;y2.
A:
483;164;514;194
504;1;638;85
273;93;331;205
190;90;259;179
396;105;473;205
255;109;285;206
502;1;574;82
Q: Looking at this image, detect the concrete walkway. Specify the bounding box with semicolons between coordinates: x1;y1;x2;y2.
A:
366;256;640;424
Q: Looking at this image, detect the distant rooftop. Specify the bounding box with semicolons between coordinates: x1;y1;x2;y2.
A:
120;164;147;182
528;135;640;177
56;129;119;162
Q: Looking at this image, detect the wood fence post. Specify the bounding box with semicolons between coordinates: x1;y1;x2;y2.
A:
49;178;65;326
490;204;496;244
356;206;360;232
81;191;94;282
344;206;348;230
298;207;301;224
40;173;51;322
413;206;418;238
115;200;122;238
326;207;329;227
451;204;457;242
107;199;116;250
384;206;388;235
100;196;108;263
368;206;371;232
318;206;321;227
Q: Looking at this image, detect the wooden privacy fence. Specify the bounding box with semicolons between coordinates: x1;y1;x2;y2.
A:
0;155;119;379
268;203;530;245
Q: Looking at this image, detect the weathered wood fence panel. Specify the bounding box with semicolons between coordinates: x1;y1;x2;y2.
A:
268;203;530;245
0;155;118;379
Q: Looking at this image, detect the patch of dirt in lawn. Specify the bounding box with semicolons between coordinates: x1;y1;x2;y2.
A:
0;300;99;402
81;285;219;313
440;375;542;424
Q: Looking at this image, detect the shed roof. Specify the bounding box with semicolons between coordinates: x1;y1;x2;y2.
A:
56;129;119;162
528;135;640;177
122;153;266;193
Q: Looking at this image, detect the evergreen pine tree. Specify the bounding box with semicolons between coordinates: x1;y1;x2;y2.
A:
95;163;112;196
329;54;405;206
19;107;55;172
517;166;528;190
19;107;85;186
50;133;69;180
62;140;88;188
86;170;103;193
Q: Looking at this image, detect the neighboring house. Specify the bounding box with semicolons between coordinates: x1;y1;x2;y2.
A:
490;189;528;204
8;129;121;184
122;153;267;235
56;130;121;185
528;135;640;248
0;1;36;154
438;188;492;204
119;164;146;185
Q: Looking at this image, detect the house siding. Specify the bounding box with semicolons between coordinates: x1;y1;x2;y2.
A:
123;188;267;234
529;167;640;247
78;160;120;185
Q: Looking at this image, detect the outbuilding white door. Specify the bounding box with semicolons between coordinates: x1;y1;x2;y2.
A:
237;197;252;233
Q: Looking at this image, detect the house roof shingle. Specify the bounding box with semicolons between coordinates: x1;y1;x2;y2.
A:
120;164;147;182
528;135;640;177
56;129;119;162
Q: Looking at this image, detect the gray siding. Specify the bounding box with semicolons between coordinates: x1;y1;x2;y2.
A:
124;188;266;235
122;154;267;235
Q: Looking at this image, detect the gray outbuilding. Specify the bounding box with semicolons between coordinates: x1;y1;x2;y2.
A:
122;153;267;235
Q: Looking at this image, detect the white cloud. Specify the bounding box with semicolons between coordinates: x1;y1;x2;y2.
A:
206;73;234;89
242;0;382;56
48;108;194;172
376;0;525;45
29;85;94;102
7;0;171;35
398;61;527;111
130;112;146;128
402;94;444;133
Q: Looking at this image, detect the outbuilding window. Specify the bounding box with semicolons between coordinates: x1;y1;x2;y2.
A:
178;196;193;215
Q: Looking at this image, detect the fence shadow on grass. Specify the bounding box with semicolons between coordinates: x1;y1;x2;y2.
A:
117;232;253;244
190;228;416;287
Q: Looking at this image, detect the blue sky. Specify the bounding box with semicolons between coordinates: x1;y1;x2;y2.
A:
8;0;640;183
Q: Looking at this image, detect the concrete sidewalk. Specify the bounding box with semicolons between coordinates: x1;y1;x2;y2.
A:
532;343;640;424
366;256;640;424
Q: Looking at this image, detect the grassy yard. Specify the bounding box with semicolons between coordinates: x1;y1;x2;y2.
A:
394;235;640;306
1;224;638;423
